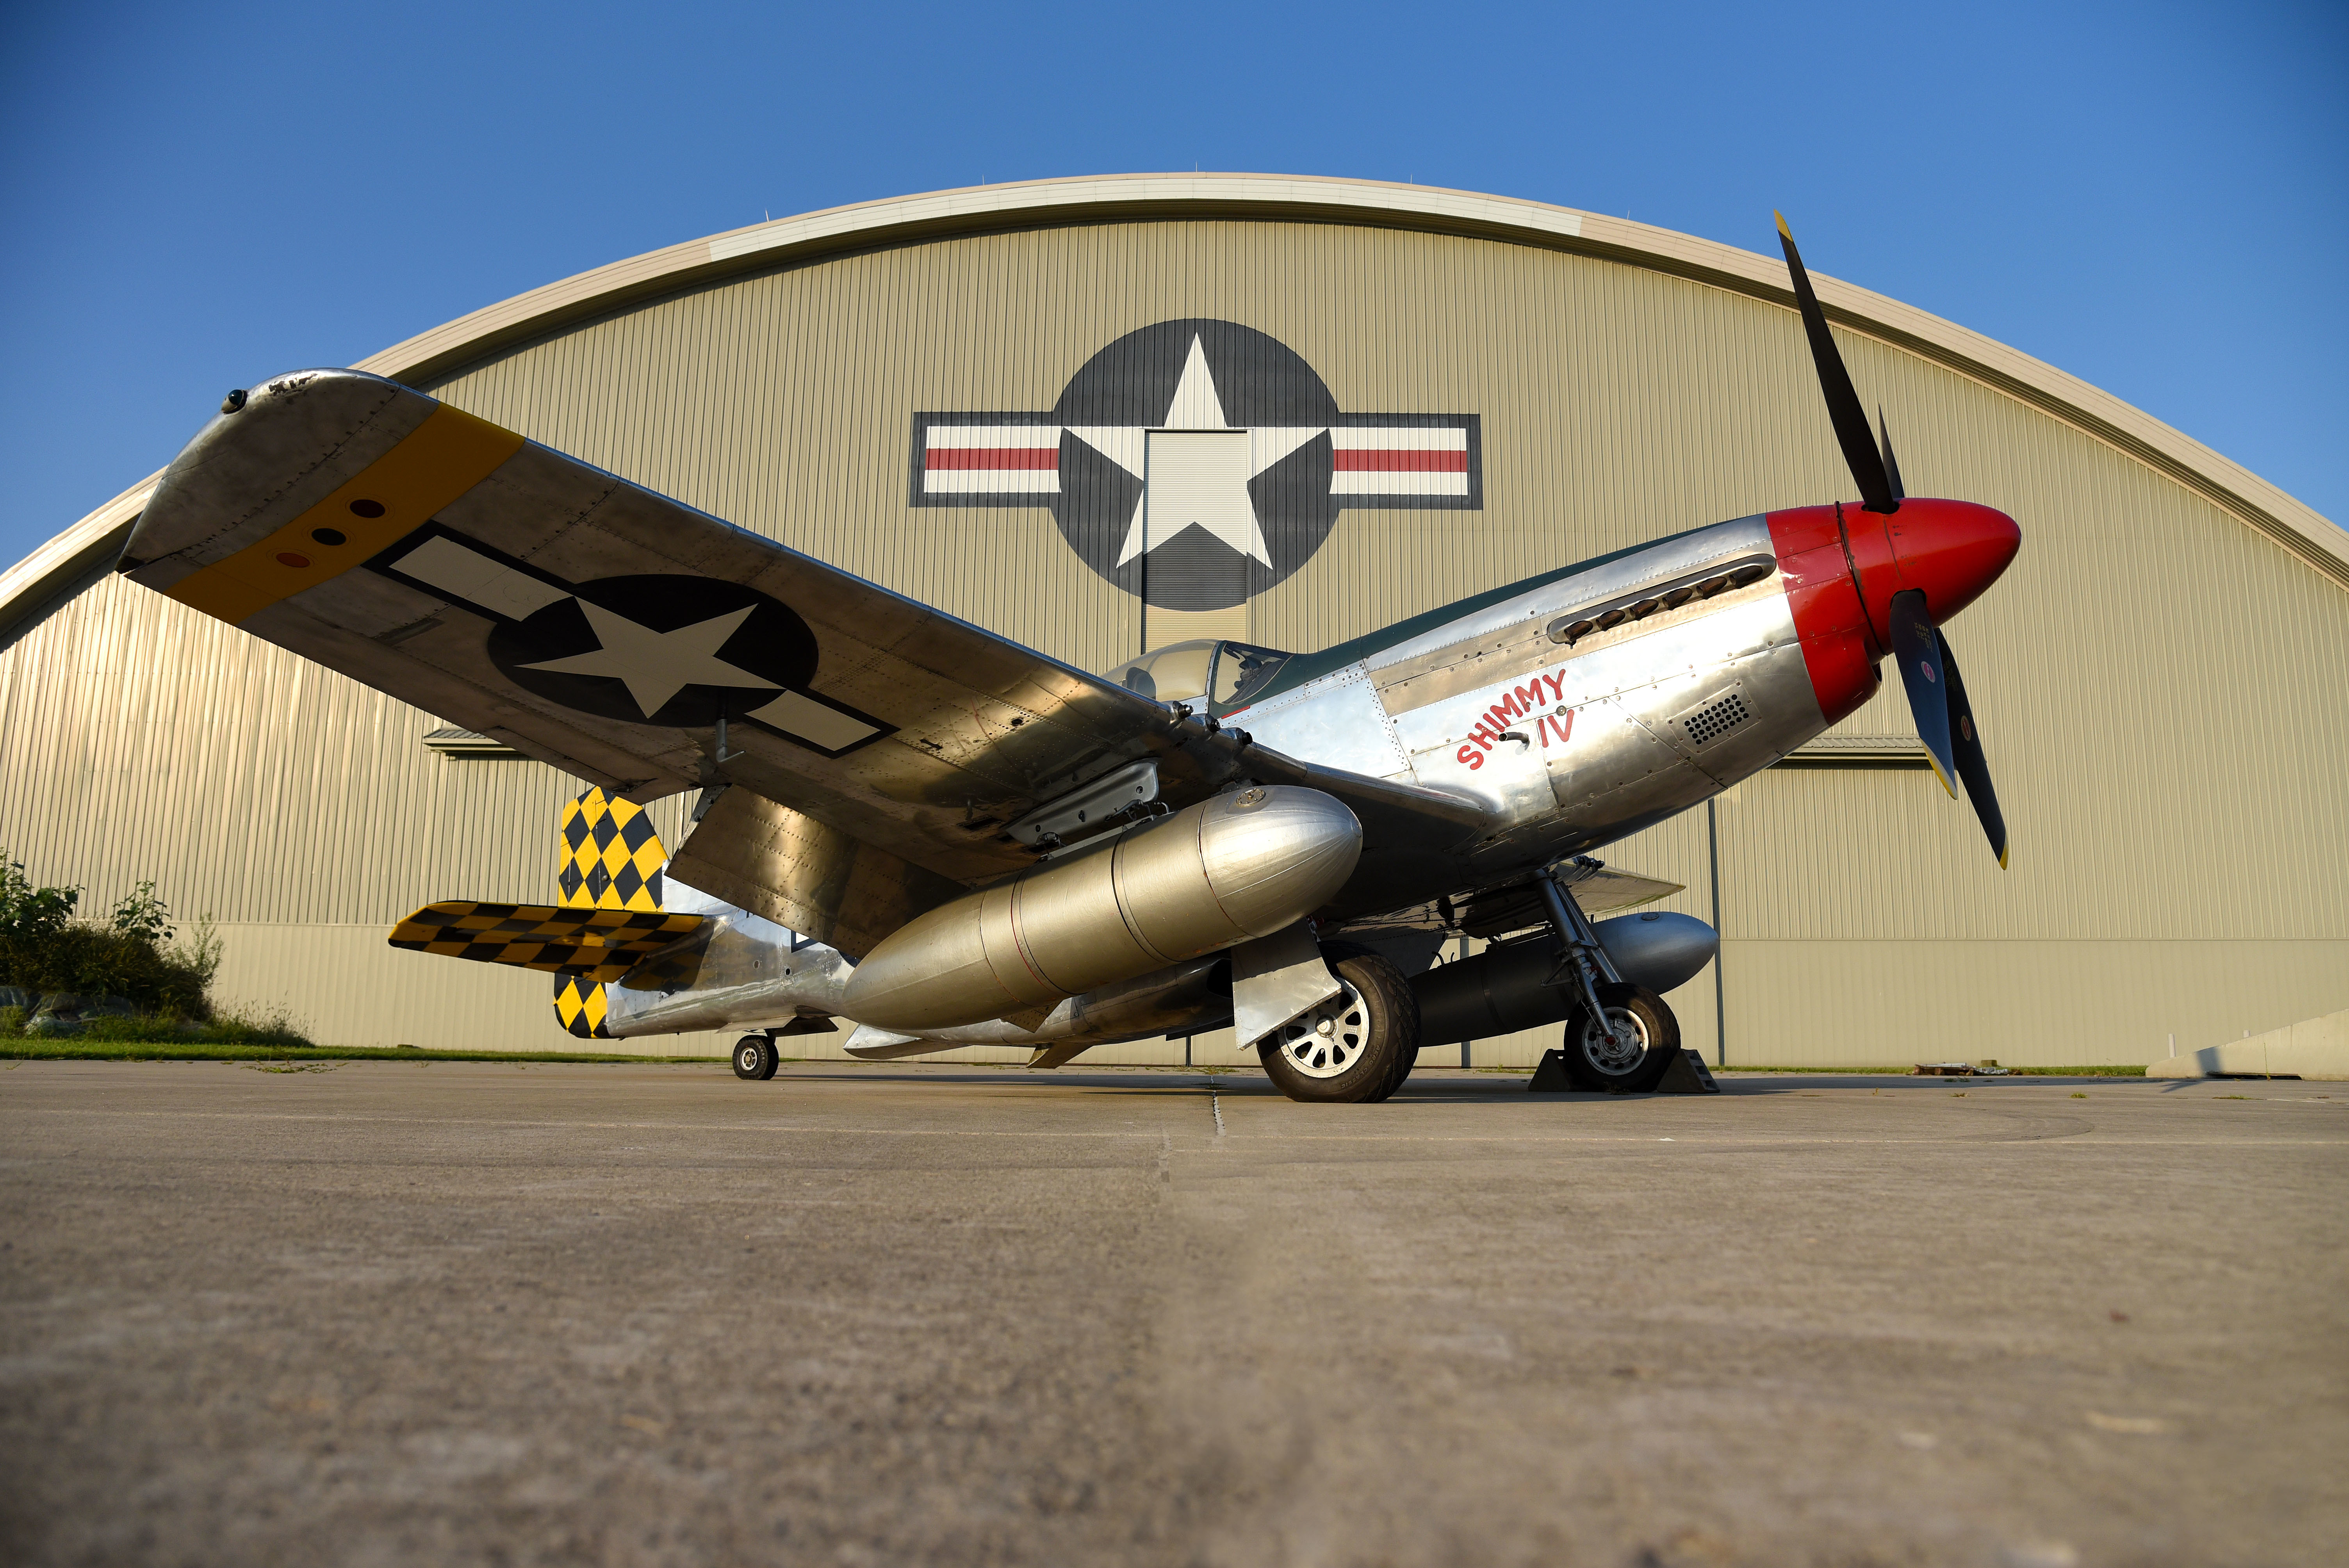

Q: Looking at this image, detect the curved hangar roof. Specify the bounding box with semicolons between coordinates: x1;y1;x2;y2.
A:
9;172;2345;638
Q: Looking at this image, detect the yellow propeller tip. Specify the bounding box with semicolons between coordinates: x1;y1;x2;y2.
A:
1774;210;1792;239
1998;845;2011;870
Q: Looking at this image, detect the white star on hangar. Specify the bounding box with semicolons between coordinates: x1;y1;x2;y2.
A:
1062;335;1325;568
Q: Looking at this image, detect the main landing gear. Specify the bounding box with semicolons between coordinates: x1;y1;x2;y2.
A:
733;1034;779;1080
1256;944;1421;1104
1537;859;1681;1094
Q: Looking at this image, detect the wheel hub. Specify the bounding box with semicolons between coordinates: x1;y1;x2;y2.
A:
1268;983;1369;1079
1579;1006;1650;1074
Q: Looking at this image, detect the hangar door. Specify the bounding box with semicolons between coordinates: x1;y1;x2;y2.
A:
1141;431;1252;647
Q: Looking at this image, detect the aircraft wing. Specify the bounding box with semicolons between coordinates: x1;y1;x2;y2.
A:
123;371;1493;955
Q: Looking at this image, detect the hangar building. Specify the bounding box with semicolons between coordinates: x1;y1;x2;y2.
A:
4;175;2344;1067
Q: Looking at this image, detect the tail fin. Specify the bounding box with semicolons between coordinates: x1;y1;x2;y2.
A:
553;787;671;1038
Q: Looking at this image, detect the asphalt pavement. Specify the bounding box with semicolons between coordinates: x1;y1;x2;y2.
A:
2;1060;2342;1567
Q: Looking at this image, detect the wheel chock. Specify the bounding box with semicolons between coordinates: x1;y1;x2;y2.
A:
1650;1049;1720;1094
1527;1049;1720;1094
1528;1050;1577;1092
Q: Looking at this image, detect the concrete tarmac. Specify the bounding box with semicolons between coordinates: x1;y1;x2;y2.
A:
1;1060;2342;1567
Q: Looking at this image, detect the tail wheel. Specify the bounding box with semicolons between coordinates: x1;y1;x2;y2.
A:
733;1034;779;1081
1561;984;1679;1093
1257;949;1420;1104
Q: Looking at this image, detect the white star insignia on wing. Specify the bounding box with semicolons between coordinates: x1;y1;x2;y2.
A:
522;601;777;718
1063;334;1324;568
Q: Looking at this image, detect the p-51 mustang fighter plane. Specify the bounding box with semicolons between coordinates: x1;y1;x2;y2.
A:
117;217;2018;1102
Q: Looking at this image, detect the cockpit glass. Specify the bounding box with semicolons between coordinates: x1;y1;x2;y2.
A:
1212;641;1292;709
1100;639;1294;711
1101;640;1217;704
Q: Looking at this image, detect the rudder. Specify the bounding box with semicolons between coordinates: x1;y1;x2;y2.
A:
553;787;671;1038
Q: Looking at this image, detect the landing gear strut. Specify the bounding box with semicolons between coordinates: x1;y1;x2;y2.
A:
1537;860;1681;1093
733;1034;779;1081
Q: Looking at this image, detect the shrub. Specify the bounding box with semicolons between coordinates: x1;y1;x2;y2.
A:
0;853;223;1020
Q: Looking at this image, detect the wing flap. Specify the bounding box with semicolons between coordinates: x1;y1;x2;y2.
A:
388;901;707;982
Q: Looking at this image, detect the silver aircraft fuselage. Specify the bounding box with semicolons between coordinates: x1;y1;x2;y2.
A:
604;498;2020;1053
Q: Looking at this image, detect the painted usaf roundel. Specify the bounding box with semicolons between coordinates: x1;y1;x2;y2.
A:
911;319;1483;612
485;575;815;726
368;526;888;757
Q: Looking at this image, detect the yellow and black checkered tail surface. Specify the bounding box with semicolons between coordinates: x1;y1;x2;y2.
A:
380;788;687;1042
388;902;704;982
553;973;610;1039
552;787;672;1037
559;787;667;911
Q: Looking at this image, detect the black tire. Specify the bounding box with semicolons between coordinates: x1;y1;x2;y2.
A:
1257;949;1421;1104
733;1034;779;1081
1322;942;1419;1103
1560;984;1678;1093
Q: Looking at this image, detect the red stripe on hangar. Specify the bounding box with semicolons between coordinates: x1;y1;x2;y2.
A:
925;447;1059;470
1330;427;1470;497
1331;448;1470;473
921;425;1062;495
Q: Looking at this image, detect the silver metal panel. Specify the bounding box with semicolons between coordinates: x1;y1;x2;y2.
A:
1240;666;1410;780
1005;759;1160;846
1365;517;1777;681
1228;919;1344;1049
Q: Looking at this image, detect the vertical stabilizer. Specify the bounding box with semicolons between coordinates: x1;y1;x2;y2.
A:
552;788;669;1038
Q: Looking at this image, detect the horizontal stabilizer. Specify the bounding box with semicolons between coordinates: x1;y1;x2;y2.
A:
389;901;706;982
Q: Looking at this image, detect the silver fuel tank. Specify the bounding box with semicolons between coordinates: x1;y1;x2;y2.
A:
843;786;1362;1031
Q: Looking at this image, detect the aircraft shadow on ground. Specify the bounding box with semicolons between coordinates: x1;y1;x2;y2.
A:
764;1066;2073;1107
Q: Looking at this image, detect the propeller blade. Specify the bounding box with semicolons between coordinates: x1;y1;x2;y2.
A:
1937;629;2010;868
1887;590;1957;800
1773;212;1898;514
1877;406;1905;502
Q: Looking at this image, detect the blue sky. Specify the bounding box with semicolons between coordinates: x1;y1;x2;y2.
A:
3;0;2342;570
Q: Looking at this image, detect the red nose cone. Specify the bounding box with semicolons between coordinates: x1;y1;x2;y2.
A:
1885;499;2020;625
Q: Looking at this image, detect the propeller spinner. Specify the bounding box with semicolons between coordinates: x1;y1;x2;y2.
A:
1775;212;2014;867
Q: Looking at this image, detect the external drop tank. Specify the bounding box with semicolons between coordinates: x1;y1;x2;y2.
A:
842;786;1363;1031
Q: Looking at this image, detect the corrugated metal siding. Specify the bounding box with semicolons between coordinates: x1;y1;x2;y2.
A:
0;576;697;924
4;216;2342;1062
